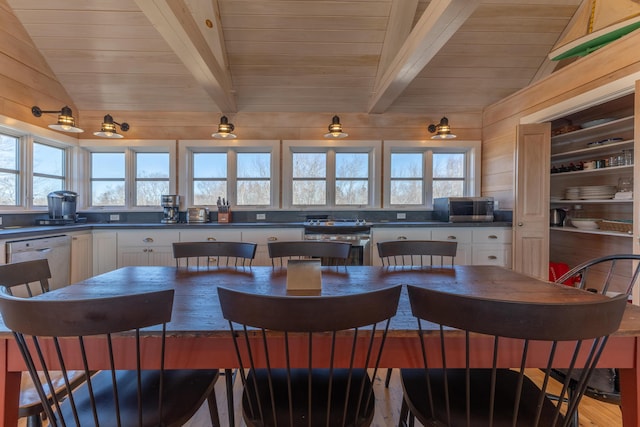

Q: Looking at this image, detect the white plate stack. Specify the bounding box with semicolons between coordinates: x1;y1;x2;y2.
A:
565;187;581;200
578;185;617;199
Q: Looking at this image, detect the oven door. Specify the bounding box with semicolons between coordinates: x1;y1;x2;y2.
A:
303;234;371;266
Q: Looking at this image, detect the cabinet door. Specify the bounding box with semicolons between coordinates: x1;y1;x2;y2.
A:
93;231;117;275
241;228;303;266
471;228;512;267
117;230;180;267
432;228;472;265
70;232;92;283
179;229;242;242
371;228;432;266
514;123;550;279
118;247;152;267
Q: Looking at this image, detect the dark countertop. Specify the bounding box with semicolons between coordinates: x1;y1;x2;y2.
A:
0;221;512;240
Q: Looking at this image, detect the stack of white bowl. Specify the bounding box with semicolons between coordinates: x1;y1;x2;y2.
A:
565;187;580;200
578;185;617;199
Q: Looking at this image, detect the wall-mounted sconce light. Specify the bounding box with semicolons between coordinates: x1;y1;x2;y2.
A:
93;114;130;138
324;115;348;139
31;105;84;133
428;116;456;139
212;116;237;139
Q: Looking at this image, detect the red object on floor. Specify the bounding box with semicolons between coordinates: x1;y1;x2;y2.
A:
549;262;579;286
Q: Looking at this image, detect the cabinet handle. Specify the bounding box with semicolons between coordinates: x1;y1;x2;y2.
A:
143;237;154;243
207;237;216;241
148;248;153;253
268;237;278;241
143;248;148;253
518;222;523;227
447;236;456;240
397;236;407;240
488;255;497;260
488;235;498;239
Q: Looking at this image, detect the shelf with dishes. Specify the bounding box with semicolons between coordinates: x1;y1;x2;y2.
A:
551;115;634;148
550;198;633;204
550;139;634;164
549;226;633;238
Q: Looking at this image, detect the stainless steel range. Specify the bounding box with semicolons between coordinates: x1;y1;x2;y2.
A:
303;217;371;265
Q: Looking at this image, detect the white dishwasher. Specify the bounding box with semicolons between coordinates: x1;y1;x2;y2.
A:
6;235;71;290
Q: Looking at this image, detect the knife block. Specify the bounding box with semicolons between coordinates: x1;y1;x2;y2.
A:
217;211;231;223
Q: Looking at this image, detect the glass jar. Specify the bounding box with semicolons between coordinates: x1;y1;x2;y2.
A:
618;176;633;192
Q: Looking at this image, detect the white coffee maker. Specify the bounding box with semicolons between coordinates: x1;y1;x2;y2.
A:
161;195;180;224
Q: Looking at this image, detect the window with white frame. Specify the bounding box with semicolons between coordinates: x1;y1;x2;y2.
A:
384;140;480;208
82;141;175;209
33;142;66;206
179;140;279;208
284;141;380;208
0;132;19;206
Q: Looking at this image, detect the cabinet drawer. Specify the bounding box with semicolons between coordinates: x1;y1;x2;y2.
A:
241;228;303;245
179;229;242;242
472;247;508;266
372;228;431;242
431;228;472;243
472;228;512;244
117;230;180;247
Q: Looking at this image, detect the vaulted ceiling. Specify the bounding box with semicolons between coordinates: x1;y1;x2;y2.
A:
6;0;583;122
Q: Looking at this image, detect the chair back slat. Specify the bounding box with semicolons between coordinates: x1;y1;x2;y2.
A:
555;254;640;296
268;240;352;267
173;241;257;268
218;285;401;427
402;285;627;427
377;240;457;267
0;289;184;426
0;259;52;297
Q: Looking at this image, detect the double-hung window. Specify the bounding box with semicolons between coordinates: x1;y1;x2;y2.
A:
0;132;20;206
179;140;279;208
284;140;380;208
81;140;175;209
33;142;66;206
384;140;480;208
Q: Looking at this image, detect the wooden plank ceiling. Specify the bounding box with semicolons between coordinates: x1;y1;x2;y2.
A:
6;0;581;119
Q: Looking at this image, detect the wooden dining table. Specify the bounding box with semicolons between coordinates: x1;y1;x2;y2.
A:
1;264;640;426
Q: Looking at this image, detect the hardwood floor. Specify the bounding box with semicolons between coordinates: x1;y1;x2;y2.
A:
18;369;622;426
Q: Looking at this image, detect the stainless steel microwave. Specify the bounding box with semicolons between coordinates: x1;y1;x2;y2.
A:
433;197;495;222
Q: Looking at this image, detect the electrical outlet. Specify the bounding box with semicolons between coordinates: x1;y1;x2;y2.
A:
397;212;406;220
109;214;120;221
0;216;3;226
256;213;266;220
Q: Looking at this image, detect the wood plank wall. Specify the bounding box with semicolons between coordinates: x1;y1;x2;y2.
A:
483;30;640;210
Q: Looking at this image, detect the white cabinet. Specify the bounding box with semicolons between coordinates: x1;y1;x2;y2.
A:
371;226;511;267
241;228;303;266
93;231;118;275
70;231;92;283
117;230;180;267
431;228;472;265
371;228;432;266
471;228;512;267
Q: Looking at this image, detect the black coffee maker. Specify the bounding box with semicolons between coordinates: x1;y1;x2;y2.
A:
47;191;78;221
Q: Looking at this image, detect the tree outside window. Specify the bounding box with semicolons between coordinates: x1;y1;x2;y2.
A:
136;152;169;206
91;152;125;206
390;153;423;205
292;152;326;205
433;153;465;199
33;142;65;206
193;152;227;205
0;133;19;206
237;152;271;205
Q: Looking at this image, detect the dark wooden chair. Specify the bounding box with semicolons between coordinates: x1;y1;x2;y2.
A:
376;239;458;267
0;260;85;427
377;239;458;387
549;254;640;424
398;284;627;427
173;241;257;268
0;287;221;427
218;285;402;427
267;240;352;267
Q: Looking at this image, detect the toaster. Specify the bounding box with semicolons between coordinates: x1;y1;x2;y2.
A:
187;207;210;223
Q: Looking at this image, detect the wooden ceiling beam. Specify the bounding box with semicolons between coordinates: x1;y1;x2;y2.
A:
135;0;236;112
368;0;481;114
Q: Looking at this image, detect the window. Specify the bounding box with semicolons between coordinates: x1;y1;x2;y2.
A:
33;142;66;206
179;140;279;208
384;140;480;208
81;140;176;210
0;133;19;206
136;152;170;206
283;141;380;208
193;152;227;205
91;152;125;206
